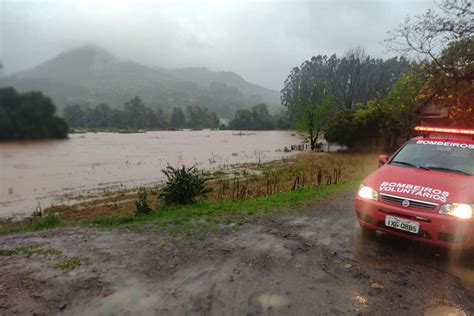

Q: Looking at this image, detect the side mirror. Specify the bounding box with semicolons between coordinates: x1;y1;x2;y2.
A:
378;154;389;166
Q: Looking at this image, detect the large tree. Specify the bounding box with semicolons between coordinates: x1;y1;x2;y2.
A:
228;103;275;130
123;96;147;129
281;52;410;150
386;0;472;60
63;104;85;127
185;105;219;129
282;53;412;112
282;74;335;150
331;51;412;109
384;72;425;140
169;107;186;128
421;38;474;126
325;71;428;151
386;0;473;127
0;87;68;140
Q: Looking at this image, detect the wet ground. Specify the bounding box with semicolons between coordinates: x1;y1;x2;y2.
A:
0;189;473;315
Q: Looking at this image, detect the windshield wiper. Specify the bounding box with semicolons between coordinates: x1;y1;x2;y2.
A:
424;166;472;176
391;160;429;170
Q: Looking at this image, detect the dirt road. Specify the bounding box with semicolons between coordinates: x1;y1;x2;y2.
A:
1;189;473;315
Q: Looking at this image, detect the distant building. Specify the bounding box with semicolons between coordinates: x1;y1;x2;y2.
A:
416;103;449;127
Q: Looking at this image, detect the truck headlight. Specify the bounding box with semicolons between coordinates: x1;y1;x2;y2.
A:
439;203;473;219
358;184;378;201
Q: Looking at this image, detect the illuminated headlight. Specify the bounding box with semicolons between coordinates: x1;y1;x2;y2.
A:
358;184;378;201
439;203;473;219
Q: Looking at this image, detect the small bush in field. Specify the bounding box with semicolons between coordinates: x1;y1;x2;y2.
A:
32;213;62;230
159;165;211;205
134;187;152;215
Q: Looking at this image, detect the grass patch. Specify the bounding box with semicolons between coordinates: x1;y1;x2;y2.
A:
53;256;89;271
0;246;61;257
90;215;135;227
0;248;22;256
0;213;63;236
30;213;62;230
87;178;360;236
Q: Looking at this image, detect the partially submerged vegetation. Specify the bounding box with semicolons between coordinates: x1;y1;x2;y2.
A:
0;152;377;237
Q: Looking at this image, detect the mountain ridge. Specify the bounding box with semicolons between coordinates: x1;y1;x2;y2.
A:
1;46;281;118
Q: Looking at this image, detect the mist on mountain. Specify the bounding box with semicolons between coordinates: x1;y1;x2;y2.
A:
0;46;281;118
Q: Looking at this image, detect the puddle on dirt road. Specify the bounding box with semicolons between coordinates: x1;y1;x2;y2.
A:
82;286;161;316
247;291;291;313
83;284;292;315
257;294;290;310
423;304;468;316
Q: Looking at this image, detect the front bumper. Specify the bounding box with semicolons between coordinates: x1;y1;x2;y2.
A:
355;196;474;249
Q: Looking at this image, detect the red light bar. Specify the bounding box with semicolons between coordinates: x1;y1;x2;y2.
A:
414;126;474;136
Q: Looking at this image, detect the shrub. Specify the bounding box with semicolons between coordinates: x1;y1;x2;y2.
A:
32;213;62;230
159;165;211;205
134;187;152;215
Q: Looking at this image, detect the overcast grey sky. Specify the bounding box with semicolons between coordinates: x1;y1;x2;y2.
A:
1;0;432;90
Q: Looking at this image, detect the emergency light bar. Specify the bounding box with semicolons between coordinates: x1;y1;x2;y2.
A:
414;126;474;136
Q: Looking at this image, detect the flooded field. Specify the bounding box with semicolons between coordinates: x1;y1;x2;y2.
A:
0;130;300;218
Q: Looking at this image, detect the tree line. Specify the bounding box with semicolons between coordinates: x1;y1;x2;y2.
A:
63;97;220;130
0;87;68;140
225;103;291;130
64;96;291;131
281;51;413;150
281;0;472;151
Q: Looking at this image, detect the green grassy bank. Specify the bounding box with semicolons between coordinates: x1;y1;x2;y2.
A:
0;178;361;237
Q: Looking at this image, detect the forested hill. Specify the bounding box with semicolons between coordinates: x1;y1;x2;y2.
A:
0;46;281;118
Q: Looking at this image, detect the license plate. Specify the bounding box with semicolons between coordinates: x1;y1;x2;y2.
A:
385;216;420;234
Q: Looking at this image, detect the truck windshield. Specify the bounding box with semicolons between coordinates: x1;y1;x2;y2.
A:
390;140;474;176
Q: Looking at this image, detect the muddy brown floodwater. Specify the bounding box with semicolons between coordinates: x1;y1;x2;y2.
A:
0;130;300;218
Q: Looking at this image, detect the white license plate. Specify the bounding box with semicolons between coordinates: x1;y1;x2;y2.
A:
385;216;420;234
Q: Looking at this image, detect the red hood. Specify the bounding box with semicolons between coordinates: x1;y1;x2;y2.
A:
364;165;474;204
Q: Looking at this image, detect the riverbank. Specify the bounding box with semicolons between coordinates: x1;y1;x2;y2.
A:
0;152;377;236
